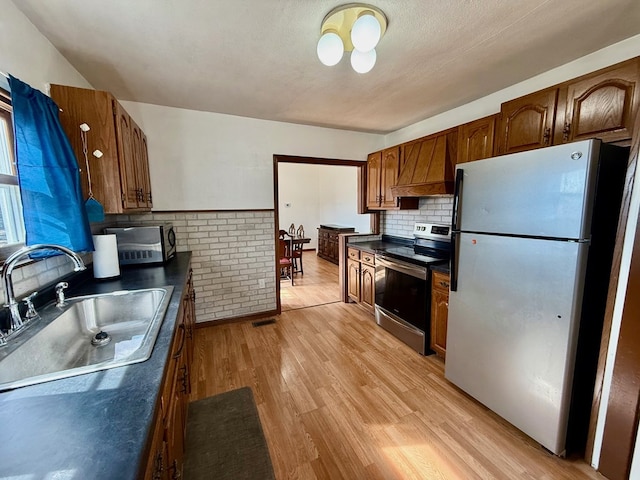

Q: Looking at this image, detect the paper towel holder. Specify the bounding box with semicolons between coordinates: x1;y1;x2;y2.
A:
92;234;121;280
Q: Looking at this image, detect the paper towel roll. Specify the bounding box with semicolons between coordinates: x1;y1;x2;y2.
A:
92;234;121;279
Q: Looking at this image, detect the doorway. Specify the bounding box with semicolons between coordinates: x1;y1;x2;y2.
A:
273;155;371;313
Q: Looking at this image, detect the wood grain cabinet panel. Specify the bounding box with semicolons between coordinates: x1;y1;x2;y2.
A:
51;84;153;214
498;88;558;155
345;247;375;314
366;148;418;210
392;128;458;197
430;271;450;358
366;151;382;209
457;114;498;164
360;263;375;312
560;60;640;145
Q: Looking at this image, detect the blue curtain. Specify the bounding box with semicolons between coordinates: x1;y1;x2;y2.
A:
9;75;94;256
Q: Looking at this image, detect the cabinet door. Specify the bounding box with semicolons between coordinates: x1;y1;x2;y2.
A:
457;114;497;164
430;272;450;358
347;259;360;302
360;263;376;313
114;102;140;210
498;88;558;155
366;151;382;209
380;147;400;209
562;60;639;144
141;133;153;208
143;414;167;480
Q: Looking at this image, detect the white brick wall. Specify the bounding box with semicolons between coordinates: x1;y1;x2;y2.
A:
0;216;115;306
382;196;453;237
116;211;277;323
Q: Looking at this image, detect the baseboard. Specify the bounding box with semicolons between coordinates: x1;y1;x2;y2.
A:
194;309;279;328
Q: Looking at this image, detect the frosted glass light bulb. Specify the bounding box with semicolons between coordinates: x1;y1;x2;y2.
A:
317;32;344;66
351;13;381;52
350;48;377;74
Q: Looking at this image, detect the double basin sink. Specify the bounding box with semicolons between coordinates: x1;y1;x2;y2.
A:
0;286;173;391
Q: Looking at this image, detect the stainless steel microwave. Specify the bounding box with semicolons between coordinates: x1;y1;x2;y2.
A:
105;224;176;265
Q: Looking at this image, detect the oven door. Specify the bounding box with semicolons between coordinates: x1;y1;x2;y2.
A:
375;254;429;349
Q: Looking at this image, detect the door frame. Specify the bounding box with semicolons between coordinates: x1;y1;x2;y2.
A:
272;154;371;314
593;110;640;478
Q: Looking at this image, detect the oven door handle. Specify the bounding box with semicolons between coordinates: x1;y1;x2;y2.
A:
376;255;427;280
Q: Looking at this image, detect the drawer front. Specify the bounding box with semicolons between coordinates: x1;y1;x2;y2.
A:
432;271;450;291
361;252;375;266
348;248;360;260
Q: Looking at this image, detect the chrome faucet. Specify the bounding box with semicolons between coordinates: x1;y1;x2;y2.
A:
1;244;86;345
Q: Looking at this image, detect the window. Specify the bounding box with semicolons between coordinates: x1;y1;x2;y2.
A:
0;88;25;258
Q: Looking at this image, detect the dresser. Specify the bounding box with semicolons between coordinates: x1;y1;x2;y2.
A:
317;225;355;264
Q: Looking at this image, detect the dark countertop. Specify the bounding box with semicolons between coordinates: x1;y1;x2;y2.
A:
0;252;192;480
318;224;355;231
431;263;451;274
347;236;413;254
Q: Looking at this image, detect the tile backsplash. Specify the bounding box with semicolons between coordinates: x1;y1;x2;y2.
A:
115;211;276;323
382;196;453;237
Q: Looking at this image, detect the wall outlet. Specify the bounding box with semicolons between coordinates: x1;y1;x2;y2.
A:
258;278;266;288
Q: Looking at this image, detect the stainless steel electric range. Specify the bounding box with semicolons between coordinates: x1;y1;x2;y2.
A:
374;223;451;354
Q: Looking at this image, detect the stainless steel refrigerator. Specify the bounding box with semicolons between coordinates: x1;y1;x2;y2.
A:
446;139;628;456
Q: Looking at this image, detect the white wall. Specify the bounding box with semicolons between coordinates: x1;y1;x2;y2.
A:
385;34;640;146
120;101;385;210
278;163;371;249
0;0;91;93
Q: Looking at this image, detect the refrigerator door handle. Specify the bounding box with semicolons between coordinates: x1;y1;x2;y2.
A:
450;168;463;292
452;168;464;232
450;231;458;291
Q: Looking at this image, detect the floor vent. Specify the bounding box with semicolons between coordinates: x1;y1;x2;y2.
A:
252;319;276;328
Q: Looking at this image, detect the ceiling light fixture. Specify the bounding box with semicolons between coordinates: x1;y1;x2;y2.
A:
316;3;388;74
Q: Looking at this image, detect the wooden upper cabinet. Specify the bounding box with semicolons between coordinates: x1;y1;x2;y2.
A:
497;88;558;155
559;59;640;145
366;147;418;210
366;151;382;209
51;84;153;214
381;147;400;209
115;102;139;210
457;114;498;164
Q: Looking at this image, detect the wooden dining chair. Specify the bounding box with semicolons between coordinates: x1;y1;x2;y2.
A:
291;240;303;275
279;238;294;286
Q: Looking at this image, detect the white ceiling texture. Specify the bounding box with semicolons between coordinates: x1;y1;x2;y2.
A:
14;0;640;133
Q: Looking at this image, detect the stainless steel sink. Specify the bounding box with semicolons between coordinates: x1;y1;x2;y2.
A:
0;286;174;391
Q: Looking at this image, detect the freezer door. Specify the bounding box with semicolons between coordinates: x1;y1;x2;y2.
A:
445;233;588;455
456;139;600;239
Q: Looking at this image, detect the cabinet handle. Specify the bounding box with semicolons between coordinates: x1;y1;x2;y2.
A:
190;290;196;302
179;365;189;394
439;281;450;288
153;451;164;480
173;324;186;359
562;122;571;142
543;127;551;145
169;459;181;480
147;191;153;203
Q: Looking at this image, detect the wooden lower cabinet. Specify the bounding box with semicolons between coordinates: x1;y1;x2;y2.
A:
347;247;375;314
143;268;196;480
430;271;450;358
318;225;355;264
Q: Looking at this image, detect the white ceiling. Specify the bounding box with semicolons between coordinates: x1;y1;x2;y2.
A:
14;0;640;134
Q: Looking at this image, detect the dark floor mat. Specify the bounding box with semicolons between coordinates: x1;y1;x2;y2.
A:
183;387;275;480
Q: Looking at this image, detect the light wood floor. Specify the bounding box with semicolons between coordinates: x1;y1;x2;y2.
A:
193;260;604;479
280;252;340;312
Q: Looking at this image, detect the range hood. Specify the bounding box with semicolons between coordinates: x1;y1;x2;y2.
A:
391;128;457;197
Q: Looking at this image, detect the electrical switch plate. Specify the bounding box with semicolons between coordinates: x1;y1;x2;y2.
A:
258;278;266;288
